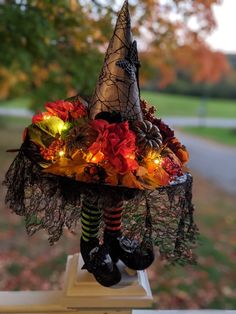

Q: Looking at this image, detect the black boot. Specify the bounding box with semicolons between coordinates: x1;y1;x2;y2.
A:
80;237;121;287
104;230;154;270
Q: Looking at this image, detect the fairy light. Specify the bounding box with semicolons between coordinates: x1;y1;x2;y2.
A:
91;156;97;163
126;153;135;160
143;151;163;173
153;158;161;165
43;113;51;120
59;150;65;157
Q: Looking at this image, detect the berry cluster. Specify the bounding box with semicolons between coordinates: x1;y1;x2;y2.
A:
40;139;64;161
140;99;174;141
162;157;183;177
140;99;156;122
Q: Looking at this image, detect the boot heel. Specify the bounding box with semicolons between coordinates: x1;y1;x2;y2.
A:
110;252;119;263
108;244;119;263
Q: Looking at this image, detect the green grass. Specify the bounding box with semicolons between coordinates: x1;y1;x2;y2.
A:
182;126;236;147
0;97;30;109
0;116;31;128
141;91;236;118
1;92;236;118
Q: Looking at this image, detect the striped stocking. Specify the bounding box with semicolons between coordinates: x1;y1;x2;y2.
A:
104;201;123;238
81;199;102;242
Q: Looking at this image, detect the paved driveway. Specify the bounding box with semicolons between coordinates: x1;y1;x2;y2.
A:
177;131;236;196
164;117;236;128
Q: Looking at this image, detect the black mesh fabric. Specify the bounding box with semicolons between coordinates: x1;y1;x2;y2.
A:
3;145;82;245
122;175;198;264
3;146;197;264
3;0;198;266
89;0;143;121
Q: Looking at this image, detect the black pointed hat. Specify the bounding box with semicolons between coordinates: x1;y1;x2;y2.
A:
89;0;143;121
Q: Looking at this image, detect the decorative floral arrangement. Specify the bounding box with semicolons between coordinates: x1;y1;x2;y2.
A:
4;0;197;288
26;98;189;190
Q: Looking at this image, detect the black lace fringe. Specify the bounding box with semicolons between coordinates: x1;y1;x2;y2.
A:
3;146;198;263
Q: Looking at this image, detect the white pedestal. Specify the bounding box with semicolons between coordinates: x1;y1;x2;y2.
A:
63;253;153;312
0;253;153;314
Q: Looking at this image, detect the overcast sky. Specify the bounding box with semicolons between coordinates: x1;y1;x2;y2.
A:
206;0;236;54
114;0;236;54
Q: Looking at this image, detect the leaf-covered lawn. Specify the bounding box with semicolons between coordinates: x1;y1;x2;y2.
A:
0;123;236;309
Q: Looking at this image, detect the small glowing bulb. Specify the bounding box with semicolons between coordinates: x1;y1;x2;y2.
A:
91;157;97;163
126;154;135;160
43;114;50;120
153;158;160;165
59;150;65;157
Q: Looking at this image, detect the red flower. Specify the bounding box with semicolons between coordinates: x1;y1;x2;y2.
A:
89;120;138;173
162;156;183;177
45;100;86;121
70;100;87;119
32;112;51;124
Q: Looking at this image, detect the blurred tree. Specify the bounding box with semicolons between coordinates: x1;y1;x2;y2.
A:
0;0;230;109
0;0;113;108
134;0;230;88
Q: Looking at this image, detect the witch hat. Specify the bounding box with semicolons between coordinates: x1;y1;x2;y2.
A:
89;0;143;121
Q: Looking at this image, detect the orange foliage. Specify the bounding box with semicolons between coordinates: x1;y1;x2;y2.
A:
0;68;27;100
175;38;230;84
134;0;229;88
0;0;229;99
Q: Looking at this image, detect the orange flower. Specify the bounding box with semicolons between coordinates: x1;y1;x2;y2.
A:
167;137;189;164
32;112;51;124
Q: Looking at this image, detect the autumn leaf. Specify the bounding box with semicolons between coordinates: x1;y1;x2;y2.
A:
27;125;54;148
43;151;87;178
121;171;144;189
36;116;65;138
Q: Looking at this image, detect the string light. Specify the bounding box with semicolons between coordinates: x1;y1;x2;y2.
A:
59;150;65;157
126;154;135;160
43;113;51;120
153;158;161;165
91;156;97;163
143;151;163;173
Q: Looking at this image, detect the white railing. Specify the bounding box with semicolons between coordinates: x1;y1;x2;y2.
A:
0;254;153;314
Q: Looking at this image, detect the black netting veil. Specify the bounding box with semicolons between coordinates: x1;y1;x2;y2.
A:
3;147;198;264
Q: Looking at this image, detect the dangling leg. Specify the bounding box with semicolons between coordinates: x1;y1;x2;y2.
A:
104;201;123;239
104;201;154;270
80;197;121;287
81;199;102;244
